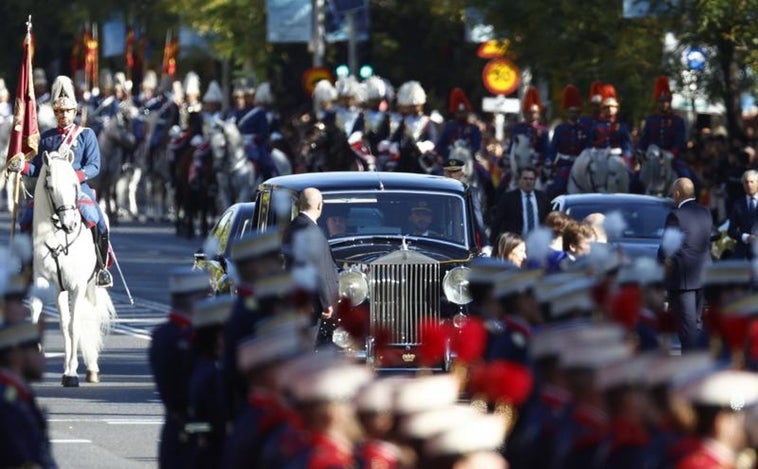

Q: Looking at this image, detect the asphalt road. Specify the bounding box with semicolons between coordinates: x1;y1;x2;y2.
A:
1;211;203;468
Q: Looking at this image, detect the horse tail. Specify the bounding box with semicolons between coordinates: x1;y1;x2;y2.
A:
79;281;116;367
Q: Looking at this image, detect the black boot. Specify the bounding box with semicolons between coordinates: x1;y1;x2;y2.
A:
95;229;113;287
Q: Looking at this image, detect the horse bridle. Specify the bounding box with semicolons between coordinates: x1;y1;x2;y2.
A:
44;174;79;227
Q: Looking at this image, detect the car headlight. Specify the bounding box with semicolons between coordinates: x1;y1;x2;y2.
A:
332;327;352;349
443;266;472;305
338;269;369;306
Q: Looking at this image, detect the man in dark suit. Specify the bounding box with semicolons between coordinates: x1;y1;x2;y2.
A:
657;178;712;351
282;187;339;347
727;169;758;259
489;166;551;246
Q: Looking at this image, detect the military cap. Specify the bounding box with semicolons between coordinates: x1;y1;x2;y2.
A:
291;363;373;403
560;342;630;370
617;256;664;286
645;352;714;387
443;158;465;171
533;272;586;303
493;268;541;298
682;370;758;411
274;349;346;394
704;260;752;286
596;354;651;390
542;278;597;317
354;376;411;414
168;267;210;295
191;295;234;328
399;404;481;440
0;322;40;350
229;230;281;263
50;75;77;111
394;374;459;415
466;257;513;285
424;413;507;457
410;200;432;213
237;314;309;372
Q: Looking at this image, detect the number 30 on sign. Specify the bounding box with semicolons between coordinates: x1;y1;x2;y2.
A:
482;58;520;96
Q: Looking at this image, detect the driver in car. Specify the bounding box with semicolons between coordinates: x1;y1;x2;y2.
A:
324;206;348;238
407;201;442;237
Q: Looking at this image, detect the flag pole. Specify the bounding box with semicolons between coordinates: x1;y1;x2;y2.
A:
10;15;33;241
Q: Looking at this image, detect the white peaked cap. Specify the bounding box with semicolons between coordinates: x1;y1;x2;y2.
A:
646;351;714;387
51;75;77;110
564;322;626;346
184;71;201;96
534;272;586;302
291;265;318;292
203;80;223;104
255;272;295;300
230;230;281;263
424;413;507;457
363;76;388;101
704;260;753;286
355;376;412;413
291;363;373;403
561;342;631;370
596;354;652;390
466;257;512;285
493;268;542;298
255;82;273;105
531;324;585;359
168;267;210;294
274;349;346;393
396;81;426;107
0;322;41;350
617;257;664;286
394;374;460;414
237;314;309;371
191;294;234;328
682;370;758;411
312;79;337;103
142;70;158;90
400;405;482;439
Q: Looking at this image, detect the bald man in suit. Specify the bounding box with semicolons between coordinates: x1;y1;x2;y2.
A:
282;187;339;347
657;178;712;351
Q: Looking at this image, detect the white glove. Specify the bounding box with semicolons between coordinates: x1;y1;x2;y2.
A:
6;156;24;173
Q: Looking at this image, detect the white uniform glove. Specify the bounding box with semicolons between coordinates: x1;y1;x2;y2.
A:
6;156;24;173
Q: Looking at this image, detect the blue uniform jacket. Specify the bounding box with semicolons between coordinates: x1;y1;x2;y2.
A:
0;370;56;469
588;118;633;164
26;126;101;186
188;357;226;469
548;121;588;164
436;120;482;159
237;106;270;140
638;113;686;156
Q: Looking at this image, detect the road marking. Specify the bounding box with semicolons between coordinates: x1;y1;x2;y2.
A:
106;420;162;425
45;352;64;358
50;418;162;425
51;439;92;444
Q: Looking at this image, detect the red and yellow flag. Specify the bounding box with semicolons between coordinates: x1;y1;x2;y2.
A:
162;30;179;78
7;24;39;164
84;25;99;90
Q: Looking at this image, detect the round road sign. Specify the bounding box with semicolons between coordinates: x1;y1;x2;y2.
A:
302;67;334;95
482;58;520;96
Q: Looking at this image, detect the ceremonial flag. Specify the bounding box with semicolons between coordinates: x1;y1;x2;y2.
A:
70;27;84;76
125;25;135;77
7;19;39;164
84;24;99;90
162;30;179;78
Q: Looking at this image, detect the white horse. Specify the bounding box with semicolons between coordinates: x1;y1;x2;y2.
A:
567;147;629;194
638;144;675;197
509;134;544;190
28;150;115;387
209;119;256;208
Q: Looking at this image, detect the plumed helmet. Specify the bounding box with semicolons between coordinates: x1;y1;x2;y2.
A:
51;75;77;110
363;75;388;101
448;87;472;113
336;75;361;98
589;80;603;104
601;83;619;107
522;85;541;113
100;69;114;91
142;70;158;90
562;84;582;111
396;81;426;107
184;71;201;97
312;79;337;104
255;82;273;105
232;77;247;97
172;80;184;100
33;68;47;87
202;80;223;104
653;75;672;102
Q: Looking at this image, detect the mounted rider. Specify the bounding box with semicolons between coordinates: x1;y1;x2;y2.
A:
389;80;438;172
334;75;365;139
505;86;548;187
436;87;482;160
638;75;691;180
361;75;393;154
8;75;113;287
547;84;589;197
579;80;603;135
588;84;633;167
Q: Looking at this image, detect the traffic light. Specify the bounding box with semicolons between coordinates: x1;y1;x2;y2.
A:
335;64;350;78
359;65;373;79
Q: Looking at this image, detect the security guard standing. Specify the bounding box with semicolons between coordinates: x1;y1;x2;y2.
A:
0;321;55;468
149;267;210;469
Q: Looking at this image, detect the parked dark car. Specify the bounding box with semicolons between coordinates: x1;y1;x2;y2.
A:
252;172;482;368
193;202;256;293
551;193;674;259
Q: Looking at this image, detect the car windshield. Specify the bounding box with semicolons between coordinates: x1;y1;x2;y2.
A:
565;201;672;239
321;191;469;246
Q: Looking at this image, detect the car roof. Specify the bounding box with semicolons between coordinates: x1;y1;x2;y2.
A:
552;193;673;205
258;171;467;195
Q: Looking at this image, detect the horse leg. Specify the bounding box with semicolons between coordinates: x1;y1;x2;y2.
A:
128;168;142;219
57;290;79;386
28;276;51;324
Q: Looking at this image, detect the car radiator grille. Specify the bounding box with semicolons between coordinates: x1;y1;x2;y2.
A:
369;250;440;346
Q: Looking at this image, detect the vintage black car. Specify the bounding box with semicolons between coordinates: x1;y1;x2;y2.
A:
252;172;482;368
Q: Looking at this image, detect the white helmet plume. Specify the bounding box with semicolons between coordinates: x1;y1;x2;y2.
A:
51;75;77;110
